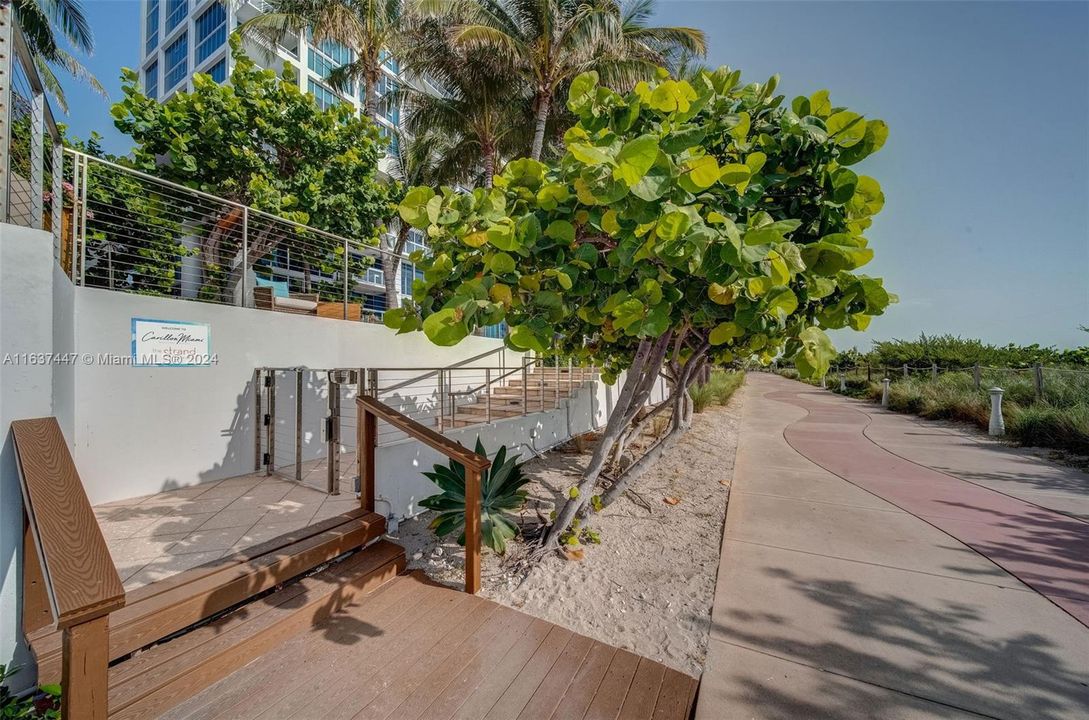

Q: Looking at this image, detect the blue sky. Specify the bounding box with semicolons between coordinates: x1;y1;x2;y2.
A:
60;1;1089;350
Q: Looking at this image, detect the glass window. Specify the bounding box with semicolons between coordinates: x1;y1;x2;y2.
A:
307;38;353;95
164;33;188;90
362;294;386;312
400;262;424;296
145;0;160;54
144;60;159;100
307;79;339;110
165;0;187;34
194;2;226;65
207;58;227;83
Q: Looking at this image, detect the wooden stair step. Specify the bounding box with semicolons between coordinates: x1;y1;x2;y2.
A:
106;539;406;720
29;508;387;684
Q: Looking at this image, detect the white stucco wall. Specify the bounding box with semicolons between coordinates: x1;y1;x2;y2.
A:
67;286;513;505
0;226;59;686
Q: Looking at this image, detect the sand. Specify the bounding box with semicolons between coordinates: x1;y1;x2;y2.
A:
390;386;743;676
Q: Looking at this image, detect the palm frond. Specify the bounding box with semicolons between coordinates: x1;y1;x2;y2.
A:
40;0;93;54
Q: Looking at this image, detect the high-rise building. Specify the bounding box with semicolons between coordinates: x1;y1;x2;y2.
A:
138;0;417;314
139;0;402;147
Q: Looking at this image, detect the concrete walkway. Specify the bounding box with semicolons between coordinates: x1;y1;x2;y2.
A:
697;374;1089;720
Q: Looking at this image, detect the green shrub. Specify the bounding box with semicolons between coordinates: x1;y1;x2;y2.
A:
691;370;745;413
420;439;530;554
1009;404;1089;455
0;665;60;719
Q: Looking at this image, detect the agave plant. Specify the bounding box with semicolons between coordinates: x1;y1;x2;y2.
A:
420;439;530;554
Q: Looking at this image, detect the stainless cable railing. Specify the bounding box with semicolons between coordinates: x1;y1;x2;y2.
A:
0;3;64;242
254;352;600;495
63;149;409;322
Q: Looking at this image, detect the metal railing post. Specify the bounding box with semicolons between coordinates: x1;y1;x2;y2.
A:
485;368;492;423
342;237;349;320
50;140;61;254
240;207;248;307
267;371;276;475
29;91;43;227
295;368;303;482
78;155;88;285
0;4;12;221
254;369;263;472
69;152;80;280
522;360;528;416
327;373;341;495
438;368;445;432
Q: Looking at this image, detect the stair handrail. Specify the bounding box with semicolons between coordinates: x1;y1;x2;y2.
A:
374;345;509;395
12;417;125;720
448;356;537;399
356;395;490;594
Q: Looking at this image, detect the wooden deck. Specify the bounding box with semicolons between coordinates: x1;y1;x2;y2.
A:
157;571;699;720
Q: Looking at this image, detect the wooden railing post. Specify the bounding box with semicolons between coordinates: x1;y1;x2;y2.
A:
464;466;482;594
355;396;490;594
62;615;110;720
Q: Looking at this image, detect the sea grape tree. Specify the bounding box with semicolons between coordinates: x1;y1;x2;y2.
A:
387;66;893;549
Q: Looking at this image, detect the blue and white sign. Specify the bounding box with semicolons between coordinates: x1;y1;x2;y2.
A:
131;318;213;367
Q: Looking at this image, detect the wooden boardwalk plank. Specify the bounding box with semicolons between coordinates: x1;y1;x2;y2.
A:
515;633;596;720
253;581;482;720
207;575;448;720
450;624;567;720
651;669;698;720
614;657;667;720
417;618;554;720
547;641;617;720
478;625;575;720
150;572;699;720
157;574;417;720
583;649;642;720
351;601;507;720
383;606;537;720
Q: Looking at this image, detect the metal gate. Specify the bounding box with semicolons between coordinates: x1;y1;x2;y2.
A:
254;367;363;495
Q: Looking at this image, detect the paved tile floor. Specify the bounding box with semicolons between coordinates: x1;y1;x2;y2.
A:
94;468;359;590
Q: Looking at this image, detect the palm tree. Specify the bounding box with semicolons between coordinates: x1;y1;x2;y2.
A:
381;128;467;309
239;0;403;120
399;18;527;189
447;0;706;160
12;0;104;112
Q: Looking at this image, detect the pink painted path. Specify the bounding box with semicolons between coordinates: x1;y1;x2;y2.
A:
771;384;1089;628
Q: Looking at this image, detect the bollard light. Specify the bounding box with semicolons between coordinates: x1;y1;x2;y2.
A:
989;387;1005;436
881;378;890;407
839;373;847;392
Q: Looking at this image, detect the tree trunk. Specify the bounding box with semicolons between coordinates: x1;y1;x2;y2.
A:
364;65;380;121
597;342;710;508
482;144;495;189
530;90;552;161
542;332;673;549
382;221;410;311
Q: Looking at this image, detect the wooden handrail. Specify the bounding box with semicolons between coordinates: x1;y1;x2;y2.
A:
12;417;125;720
356;395;490;593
